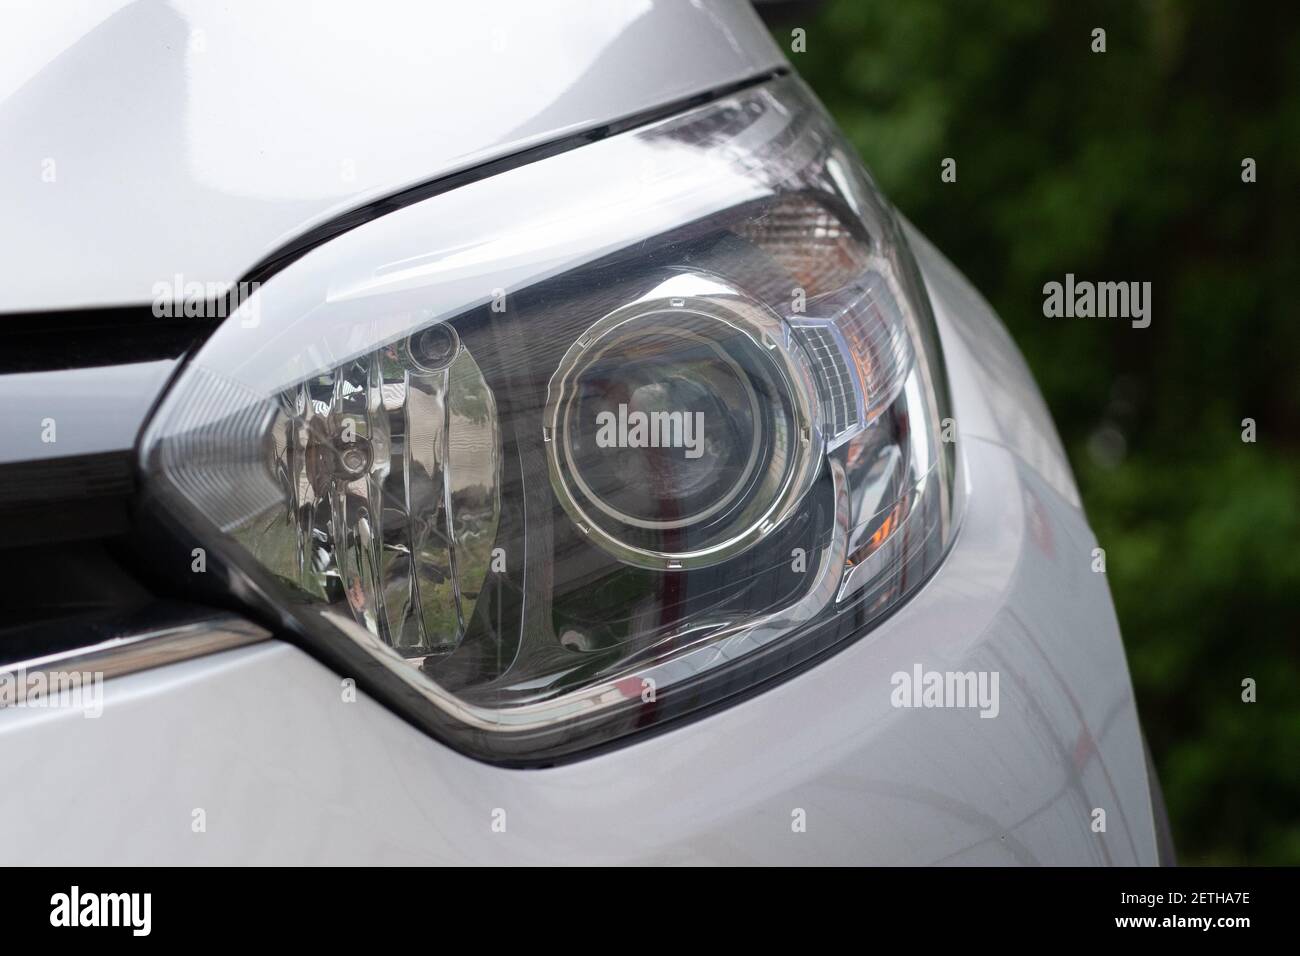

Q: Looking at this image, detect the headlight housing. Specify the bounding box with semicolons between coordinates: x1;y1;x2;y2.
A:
142;76;959;763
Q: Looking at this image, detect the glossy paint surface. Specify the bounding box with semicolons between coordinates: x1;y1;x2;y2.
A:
0;236;1158;864
0;0;783;313
0;359;174;464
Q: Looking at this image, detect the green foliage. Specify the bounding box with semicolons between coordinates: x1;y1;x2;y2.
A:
791;0;1300;864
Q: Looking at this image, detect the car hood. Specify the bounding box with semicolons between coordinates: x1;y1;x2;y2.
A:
0;0;783;314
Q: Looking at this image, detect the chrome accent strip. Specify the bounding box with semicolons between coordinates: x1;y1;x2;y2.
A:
0;615;270;699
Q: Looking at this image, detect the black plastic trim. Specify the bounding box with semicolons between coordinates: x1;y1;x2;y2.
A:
0;452;134;548
0;307;209;373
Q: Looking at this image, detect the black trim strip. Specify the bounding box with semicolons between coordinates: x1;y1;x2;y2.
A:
0;451;134;548
0;309;208;373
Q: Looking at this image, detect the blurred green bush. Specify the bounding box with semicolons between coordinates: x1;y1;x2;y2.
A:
789;0;1300;864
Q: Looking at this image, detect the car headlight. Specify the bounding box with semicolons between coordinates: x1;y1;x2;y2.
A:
141;76;959;763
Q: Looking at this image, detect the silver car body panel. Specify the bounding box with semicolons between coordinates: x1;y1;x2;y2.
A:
0;0;783;313
0;234;1158;864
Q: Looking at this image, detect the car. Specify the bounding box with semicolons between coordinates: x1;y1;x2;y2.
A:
0;0;1171;865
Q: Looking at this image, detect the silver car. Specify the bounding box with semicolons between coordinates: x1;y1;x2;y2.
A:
0;0;1170;865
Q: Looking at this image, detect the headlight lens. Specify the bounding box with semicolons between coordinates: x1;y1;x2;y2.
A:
142;76;959;762
544;272;824;570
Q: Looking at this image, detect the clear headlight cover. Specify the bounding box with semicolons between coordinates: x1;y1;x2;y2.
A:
142;76;959;763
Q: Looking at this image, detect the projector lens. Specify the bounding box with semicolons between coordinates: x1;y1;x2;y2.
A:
565;318;763;528
545;275;824;569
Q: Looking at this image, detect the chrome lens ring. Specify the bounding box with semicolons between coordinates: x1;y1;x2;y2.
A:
544;273;825;570
563;322;765;531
